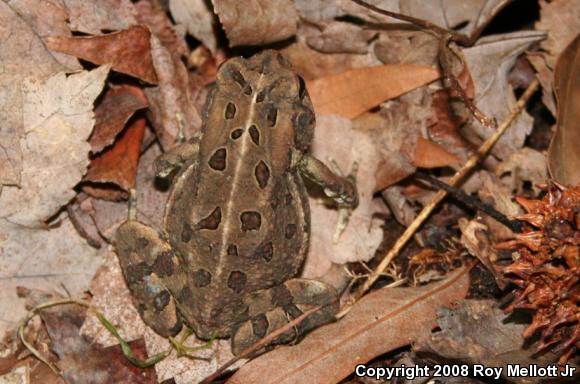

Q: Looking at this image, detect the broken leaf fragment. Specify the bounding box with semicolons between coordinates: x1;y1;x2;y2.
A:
213;0;297;46
47;26;158;84
306;63;439;119
548;34;580;186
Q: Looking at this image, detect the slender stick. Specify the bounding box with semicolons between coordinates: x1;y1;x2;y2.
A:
337;78;540;317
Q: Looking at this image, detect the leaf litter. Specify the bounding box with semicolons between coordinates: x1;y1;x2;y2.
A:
0;1;578;383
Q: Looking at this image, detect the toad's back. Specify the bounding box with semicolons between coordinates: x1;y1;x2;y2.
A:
163;51;316;336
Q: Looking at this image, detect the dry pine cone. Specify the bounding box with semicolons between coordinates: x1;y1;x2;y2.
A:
500;183;579;363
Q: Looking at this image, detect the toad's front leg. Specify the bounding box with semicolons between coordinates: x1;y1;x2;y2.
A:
297;152;359;240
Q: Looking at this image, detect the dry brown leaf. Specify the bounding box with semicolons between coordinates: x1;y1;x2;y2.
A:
412;136;460;168
145;35;202;149
90;85;148;153
548;34;580;187
0;66;109;227
229;265;470;384
0;0;80;187
528;0;580;115
213;0;297;47
169;0;218;53
47;26;158;84
461;31;546;160
63;0;136;35
306;63;439;119
83;117;146;200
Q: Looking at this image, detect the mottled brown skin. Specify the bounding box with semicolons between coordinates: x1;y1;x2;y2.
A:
115;50;357;355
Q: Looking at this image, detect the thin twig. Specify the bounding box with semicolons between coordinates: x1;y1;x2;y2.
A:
337;77;540;318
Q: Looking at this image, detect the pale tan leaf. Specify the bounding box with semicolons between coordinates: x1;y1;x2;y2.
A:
306;64;439;119
229;266;471;384
0;66;109;227
303;21;376;54
212;0;297;47
64;0;136;35
400;0;511;39
548;34;580;187
0;218;102;337
0;0;79;187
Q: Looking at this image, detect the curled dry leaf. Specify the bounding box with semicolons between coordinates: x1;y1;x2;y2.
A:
145;35;203;149
47;25;158;84
496;148;548;195
548;34;580;187
169;0;218;53
135;0;188;57
528;0;580;115
427;90;472;162
306;63;439;119
459;218;500;281
461;31;546;160
83;118;146;200
228;265;470;384
212;0;297;47
0;66;109;227
90;85;148;154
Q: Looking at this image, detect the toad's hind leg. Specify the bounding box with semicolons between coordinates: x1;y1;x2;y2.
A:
115;221;184;336
231;278;338;355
